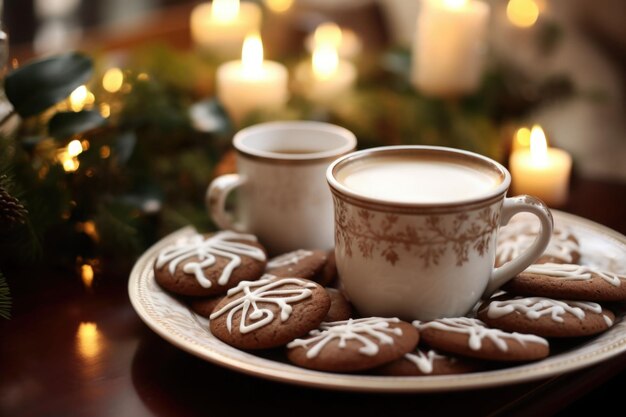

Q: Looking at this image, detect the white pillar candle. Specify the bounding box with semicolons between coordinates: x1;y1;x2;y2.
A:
295;43;357;104
411;0;490;97
191;0;262;59
216;34;289;124
509;125;573;207
304;22;363;60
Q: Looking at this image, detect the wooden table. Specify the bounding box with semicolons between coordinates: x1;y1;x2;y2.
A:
1;176;625;417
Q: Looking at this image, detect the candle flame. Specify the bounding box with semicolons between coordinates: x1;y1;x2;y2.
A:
507;0;539;28
212;0;240;22
242;33;264;76
313;22;342;49
312;45;339;80
530;125;549;166
442;0;468;9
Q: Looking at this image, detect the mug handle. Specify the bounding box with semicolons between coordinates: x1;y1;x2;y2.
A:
206;174;247;231
483;195;553;297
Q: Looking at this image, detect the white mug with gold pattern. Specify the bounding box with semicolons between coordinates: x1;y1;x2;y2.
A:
208;121;357;255
327;146;553;320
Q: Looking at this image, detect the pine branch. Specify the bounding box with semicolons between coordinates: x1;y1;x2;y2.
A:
0;271;11;319
0;176;29;225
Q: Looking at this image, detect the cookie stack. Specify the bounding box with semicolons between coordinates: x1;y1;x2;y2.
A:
153;223;625;377
153;231;423;373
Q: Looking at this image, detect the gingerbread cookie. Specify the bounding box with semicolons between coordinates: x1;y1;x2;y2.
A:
287;317;418;372
189;296;223;318
324;288;352;322
504;263;626;302
154;231;267;297
478;295;614;338
209;275;330;350
377;347;482;376
414;317;549;362
496;217;580;266
317;250;338;287
266;249;328;281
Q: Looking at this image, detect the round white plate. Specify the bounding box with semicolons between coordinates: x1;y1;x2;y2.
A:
128;211;626;392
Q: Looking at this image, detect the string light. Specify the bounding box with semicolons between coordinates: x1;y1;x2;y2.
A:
507;0;539;28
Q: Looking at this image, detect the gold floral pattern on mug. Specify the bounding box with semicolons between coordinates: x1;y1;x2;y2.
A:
334;198;501;267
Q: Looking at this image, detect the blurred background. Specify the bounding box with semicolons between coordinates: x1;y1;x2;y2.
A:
4;0;625;181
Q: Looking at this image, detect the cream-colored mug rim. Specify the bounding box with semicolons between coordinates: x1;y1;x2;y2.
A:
234;121;357;163
327;145;511;209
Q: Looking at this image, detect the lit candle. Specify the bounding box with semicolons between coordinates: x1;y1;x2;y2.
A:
295;37;357;104
509;125;573;207
304;22;362;60
190;0;262;58
411;0;490;97
216;33;289;124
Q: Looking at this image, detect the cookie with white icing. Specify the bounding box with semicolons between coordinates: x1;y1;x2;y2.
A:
189;296;223;318
266;249;328;281
209;275;330;350
496;218;580;266
376;347;482;376
414;317;549;362
477;295;615;338
504;263;626;302
154;231;267;296
324;288;353;322
286;317;418;372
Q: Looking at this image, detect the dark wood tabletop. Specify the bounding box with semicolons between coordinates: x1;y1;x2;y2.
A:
1;175;625;417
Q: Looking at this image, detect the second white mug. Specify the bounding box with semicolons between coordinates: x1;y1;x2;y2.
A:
207;121;357;255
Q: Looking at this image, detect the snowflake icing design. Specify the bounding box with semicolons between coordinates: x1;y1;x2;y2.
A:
497;220;578;264
404;349;446;374
209;276;316;334
266;249;314;269
413;317;548;352
524;263;626;287
155;231;266;288
485;296;613;327
287;317;403;358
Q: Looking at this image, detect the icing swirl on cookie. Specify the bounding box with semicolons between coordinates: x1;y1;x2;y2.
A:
524;263;626;287
156;231;266;288
287;317;402;358
485;296;613;326
404;350;446;374
413;317;548;352
497;221;578;263
266;250;314;269
210;276;316;334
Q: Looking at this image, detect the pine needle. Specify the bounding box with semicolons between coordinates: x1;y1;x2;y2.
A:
0;271;11;319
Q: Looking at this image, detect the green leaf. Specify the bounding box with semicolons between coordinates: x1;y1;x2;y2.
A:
188;99;231;134
5;52;93;118
0;271;11;319
114;131;137;164
48;110;106;139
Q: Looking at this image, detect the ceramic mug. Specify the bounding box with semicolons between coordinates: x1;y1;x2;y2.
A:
208;121;357;255
327;145;553;320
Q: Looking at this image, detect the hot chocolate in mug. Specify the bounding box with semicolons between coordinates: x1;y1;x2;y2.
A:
327;145;553;320
208;121;357;255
